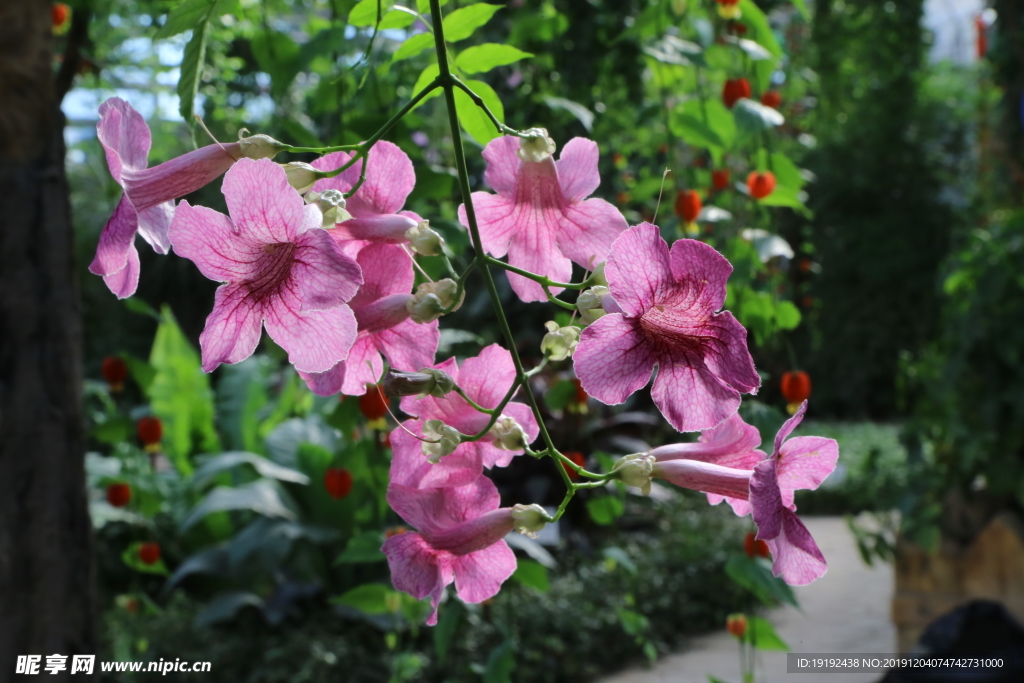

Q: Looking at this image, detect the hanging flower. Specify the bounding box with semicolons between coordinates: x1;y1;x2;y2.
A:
747;171;776;199
722;78;751;108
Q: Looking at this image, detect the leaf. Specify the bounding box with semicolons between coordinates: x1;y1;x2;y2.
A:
226;518;339;570
334;531;386;564
586;496;624;526
250;30;302;97
792;0;810;21
504;532;557;568
723;36;773;61
216;356;271;454
411;63;443;109
542;96;595;133
122;543;169;576
483;639;515;683
417;0;448;11
747;615;789;650
123;297;160;319
643;36;706;67
770;151;805;191
194;592;262;627
165;546;230;591
733;98;785;136
122;354;156;393
511;559;549;591
758;185;809;215
442;3;502;42
725;555;798;607
148;307;220;475
332;583;393;615
393;32;435;62
154;0;214;40
455;44;533;74
738;0;782;57
264;416;339;469
378;6;419;30
670;113;724;150
544;379;578;410
191;451;310;488
601;546;638;574
180;480;297;531
349;0;394;27
178;20;210;123
454;79;503;145
775;301;802;331
434;604;460;664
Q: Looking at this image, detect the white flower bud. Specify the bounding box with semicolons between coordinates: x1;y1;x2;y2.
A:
407;279;464;323
421;419;462;463
305;189;352;226
612;453;655;495
238;132;286;160
406;220;446;256
576;286;610;325
511;503;550;538
517;127;557;163
281;162;323;194
490;415;530;451
590;261;608;287
540;321;580;361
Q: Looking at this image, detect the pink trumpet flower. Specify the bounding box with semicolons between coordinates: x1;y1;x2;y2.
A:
749;401;838;585
168;158;363;374
310;140;421;244
88;97;281;298
574;223;760;432
383;475;547;625
389;345;539;489
299;243;439;396
458;135;627;302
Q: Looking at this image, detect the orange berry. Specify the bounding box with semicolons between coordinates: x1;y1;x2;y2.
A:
52;3;70;30
137;417;162;451
358;384;390;422
761;90;782;109
138;542;161;565
106;482;131;508
780;371;811;405
726;613;748;638
746;171;776;199
674;189;702;223
324;467;353;499
712;169;730;191
722;78;751;109
744;531;770;558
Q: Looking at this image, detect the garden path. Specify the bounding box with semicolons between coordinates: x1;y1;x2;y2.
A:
603;516;894;683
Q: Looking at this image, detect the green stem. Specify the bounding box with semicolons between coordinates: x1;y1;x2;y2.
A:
485;255;592;290
545;289;577;311
461;383;521;441
450;77;526;138
429;0;573;510
281;143;360;154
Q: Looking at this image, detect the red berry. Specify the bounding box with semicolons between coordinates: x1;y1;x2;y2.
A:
571;377;588;405
106;482;131;508
780;371;811;405
324;467;353;500
744;531;770;558
726;613;748;638
138;542;161;565
136;416;162;448
561;451;586;480
715;0;740;5
761;90;782;109
358;384;390;422
52;3;70;29
101;356;128;391
712;169;730;191
746;171;776;199
722;78;751;109
674;190;702;223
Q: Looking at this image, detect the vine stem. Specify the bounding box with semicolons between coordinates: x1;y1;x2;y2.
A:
428;0;578;511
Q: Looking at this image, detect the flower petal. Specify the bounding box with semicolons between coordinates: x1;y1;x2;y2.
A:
169;200;263;282
223;158;305;244
651;351;742;433
606;223;673;317
298;362;344;397
102;243;141;299
701;311;760;394
338;334;383;396
668;238;734;313
136;202;175;255
89;195;138;277
452;541;517;604
706;494;753;517
262;291;357;373
766;512;827;585
575;314;656;405
96;97;150;183
777;436;839;506
750;459;783;540
292;227;363;312
556;137;601;201
389;421;483;490
311;141;414;216
773;400;808;457
351;243;415;307
122;143;240;212
198;284;264;372
480;135;520;195
382;531;450;625
506;225;574;302
458;191;517;258
556;197;627;271
458;344;518;410
375;318;439;372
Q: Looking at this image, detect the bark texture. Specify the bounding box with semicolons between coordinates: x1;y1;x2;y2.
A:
0;1;97;679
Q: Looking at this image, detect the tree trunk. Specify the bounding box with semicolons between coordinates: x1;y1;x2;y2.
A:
0;1;97;680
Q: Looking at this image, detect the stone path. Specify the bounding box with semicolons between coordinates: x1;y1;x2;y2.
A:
603;517;895;683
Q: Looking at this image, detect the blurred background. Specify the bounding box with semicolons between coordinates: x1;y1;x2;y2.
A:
3;0;1024;681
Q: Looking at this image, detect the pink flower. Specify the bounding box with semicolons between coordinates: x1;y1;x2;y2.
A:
298;243;439;396
168;158;363;374
389;345;539;489
457;136;627;303
573;223;760;432
382;475;520;625
651;413;765;515
310;141;421;244
749;402;838;585
88;97;279;298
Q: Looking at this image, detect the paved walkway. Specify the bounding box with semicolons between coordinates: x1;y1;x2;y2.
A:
603;517;895;683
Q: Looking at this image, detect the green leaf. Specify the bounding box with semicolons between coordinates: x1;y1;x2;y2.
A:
122;543;170;576
148;307;219;475
191;452;310;488
511;559;549;591
411;63;443;109
91;415;132;446
154;0;214;40
393;32;435;62
708;677;730;683
791;0;810;22
165;546;229;591
180;480;296;531
122;353;156;393
672;98;735;152
334;531;386;564
434;604;460;664
417;0;448;11
250;30;302;97
542;96;595;133
483;639;515;683
617;607;650;636
178;20;210;123
643;36;706;68
770;152;805;191
332;583;393;615
379;6;418;29
733;98;785;136
775;300;802;331
723;36;774;61
349;0;394;27
544;379;578;410
725;555;798;607
758;185;809;215
586;496;624;526
670;112;724;150
454;79;503;144
442;3;502;42
194;592;262;627
455;44;532;74
216;356;271;454
747;615;789;650
739;0;782;57
123;297;160;319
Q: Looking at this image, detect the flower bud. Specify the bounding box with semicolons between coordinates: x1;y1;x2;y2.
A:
540;321;580;361
382;368;456;399
576;286;610;324
281;162;324;194
511;503;550;538
611;453;655;495
238;132;286;160
517;128;556;163
407;279;464;323
490;415;529;451
306;189;352;226
726;613;748;639
590;261;608;287
406;220;446;256
422;420;462;463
